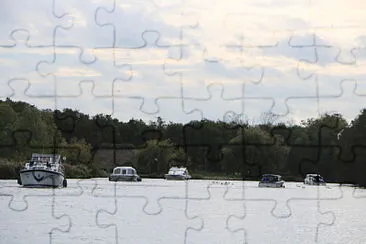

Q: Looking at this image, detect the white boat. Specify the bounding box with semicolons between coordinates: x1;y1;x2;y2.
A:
18;153;67;188
109;166;141;182
164;167;191;180
304;174;326;185
258;174;285;188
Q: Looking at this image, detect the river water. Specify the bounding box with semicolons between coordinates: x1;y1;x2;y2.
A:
1;178;366;244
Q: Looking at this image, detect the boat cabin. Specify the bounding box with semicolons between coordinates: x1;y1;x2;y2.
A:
258;174;285;188
112;166;137;176
165;167;191;180
109;166;141;182
304;174;325;185
167;167;189;176
260;174;282;183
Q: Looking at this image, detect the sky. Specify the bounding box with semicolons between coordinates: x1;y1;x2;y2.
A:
1;0;366;125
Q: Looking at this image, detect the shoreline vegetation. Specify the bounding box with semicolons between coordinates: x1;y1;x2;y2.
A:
1;98;366;187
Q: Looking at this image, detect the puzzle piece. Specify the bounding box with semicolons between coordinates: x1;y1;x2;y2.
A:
0;31;56;105
182;121;244;167
182;83;244;121
318;186;366;244
182;0;304;61
96;181;202;243
243;36;320;118
89;128;170;171
111;35;186;115
305;0;366;65
53;0;114;62
0;183;71;243
37;47;131;116
241;182;342;218
0;179;83;211
95;0;199;48
163;39;264;119
185;182;245;243
0;0;71;47
93;178;188;215
291;33;363;102
228;192;335;244
52;179;115;244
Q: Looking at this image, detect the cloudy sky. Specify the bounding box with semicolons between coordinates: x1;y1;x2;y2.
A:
1;0;366;124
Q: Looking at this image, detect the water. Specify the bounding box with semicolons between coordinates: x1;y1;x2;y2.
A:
1;179;366;244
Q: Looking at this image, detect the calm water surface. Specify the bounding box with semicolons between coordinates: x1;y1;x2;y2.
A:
1;179;366;244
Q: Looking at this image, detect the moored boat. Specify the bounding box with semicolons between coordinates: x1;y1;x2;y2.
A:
109;166;142;182
164;167;191;180
19;153;67;188
258;174;285;188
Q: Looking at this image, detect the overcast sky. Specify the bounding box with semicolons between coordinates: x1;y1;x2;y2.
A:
1;0;366;125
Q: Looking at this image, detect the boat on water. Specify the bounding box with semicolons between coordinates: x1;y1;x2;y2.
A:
258;174;285;188
304;174;326;185
109;166;142;182
18;153;67;188
164;167;191;180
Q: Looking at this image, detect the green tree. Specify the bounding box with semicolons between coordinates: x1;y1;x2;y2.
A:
136;139;187;175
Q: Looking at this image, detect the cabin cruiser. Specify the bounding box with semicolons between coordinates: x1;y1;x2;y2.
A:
304;174;326;185
18;153;67;188
258;174;285;188
164;167;191;180
109;166;141;182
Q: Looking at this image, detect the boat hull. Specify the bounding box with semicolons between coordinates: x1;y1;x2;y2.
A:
258;181;285;188
164;174;190;180
109;174;141;182
304;181;326;186
19;169;65;188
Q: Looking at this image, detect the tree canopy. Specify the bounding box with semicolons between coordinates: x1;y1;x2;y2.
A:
1;98;365;186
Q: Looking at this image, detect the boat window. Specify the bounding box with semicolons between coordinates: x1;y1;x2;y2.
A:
114;168;121;174
262;175;278;182
122;169;127;175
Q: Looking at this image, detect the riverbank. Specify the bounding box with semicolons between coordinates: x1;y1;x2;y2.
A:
1;160;362;187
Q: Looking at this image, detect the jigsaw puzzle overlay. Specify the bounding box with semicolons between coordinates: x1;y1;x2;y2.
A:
1;0;366;243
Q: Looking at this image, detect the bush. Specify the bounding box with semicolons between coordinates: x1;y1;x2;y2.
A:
0;160;23;179
63;163;92;178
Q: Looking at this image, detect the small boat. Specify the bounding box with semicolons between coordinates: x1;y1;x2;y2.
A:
164;167;191;180
258;174;285;188
304;174;326;186
109;166;141;182
19;153;67;188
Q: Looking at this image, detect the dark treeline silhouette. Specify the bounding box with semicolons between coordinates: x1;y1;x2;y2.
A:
0;98;365;186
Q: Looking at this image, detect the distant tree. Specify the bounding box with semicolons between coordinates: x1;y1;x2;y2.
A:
136;139;187;175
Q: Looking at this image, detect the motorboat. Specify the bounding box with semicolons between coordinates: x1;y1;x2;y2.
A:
258;174;285;188
109;166;141;182
164;167;191;180
18;153;67;188
304;174;326;185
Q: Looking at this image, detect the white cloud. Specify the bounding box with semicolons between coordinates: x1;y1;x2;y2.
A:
1;0;366;123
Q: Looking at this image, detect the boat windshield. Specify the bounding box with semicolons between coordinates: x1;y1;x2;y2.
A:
261;175;280;182
114;168;135;175
168;168;186;175
31;154;60;164
312;175;324;182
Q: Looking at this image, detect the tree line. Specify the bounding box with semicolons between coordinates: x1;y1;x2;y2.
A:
0;98;365;186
